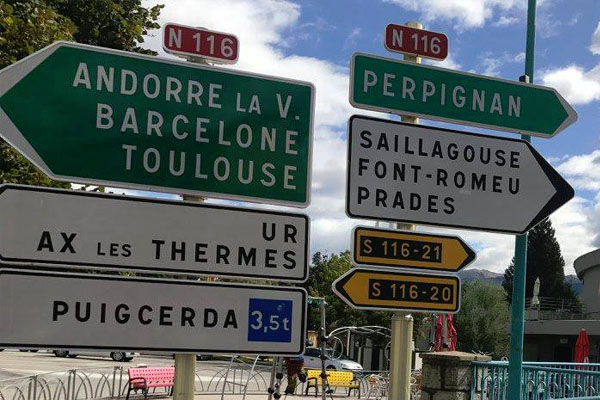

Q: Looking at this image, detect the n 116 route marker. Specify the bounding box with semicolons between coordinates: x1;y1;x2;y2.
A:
346;115;574;234
0;41;314;207
384;24;448;60
333;268;460;313
0;185;309;282
352;226;475;272
350;52;576;138
163;23;239;63
0;269;307;355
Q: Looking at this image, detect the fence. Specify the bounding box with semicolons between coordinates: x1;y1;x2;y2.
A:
524;297;597;321
0;359;272;400
472;361;600;400
0;360;419;400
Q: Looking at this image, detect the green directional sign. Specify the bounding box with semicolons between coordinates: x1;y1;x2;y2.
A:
0;42;314;207
350;52;576;138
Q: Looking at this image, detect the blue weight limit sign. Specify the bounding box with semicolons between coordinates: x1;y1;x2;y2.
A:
248;298;292;343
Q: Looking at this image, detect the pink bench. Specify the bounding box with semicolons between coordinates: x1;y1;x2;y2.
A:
126;367;175;400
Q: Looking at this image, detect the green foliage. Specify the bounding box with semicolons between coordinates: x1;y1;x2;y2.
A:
304;251;427;347
0;0;76;69
46;0;163;54
0;0;163;186
502;218;577;302
0;140;69;187
455;280;509;359
305;252;392;338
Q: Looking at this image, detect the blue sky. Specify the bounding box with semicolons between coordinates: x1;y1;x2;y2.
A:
140;0;600;274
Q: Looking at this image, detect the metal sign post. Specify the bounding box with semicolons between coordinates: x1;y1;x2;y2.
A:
508;0;537;398
388;22;421;400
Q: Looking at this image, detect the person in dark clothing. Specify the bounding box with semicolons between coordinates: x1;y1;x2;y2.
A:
284;356;306;394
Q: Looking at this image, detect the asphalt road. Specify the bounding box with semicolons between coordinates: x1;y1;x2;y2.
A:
0;350;233;381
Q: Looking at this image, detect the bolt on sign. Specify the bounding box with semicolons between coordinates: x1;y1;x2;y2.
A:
384;24;448;60
0;269;307;355
163;23;239;64
349;52;576;138
346;115;574;234
332;268;461;313
0;42;314;207
0;185;309;282
352;226;475;273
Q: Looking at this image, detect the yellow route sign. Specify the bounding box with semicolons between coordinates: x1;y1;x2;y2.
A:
352;227;475;272
332;268;460;313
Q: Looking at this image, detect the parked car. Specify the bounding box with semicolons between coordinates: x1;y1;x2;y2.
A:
302;347;363;371
53;350;135;362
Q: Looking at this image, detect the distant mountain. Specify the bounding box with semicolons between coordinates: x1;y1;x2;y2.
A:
565;274;583;295
457;269;583;295
458;269;504;286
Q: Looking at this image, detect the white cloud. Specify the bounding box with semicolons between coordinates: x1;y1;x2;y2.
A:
384;0;526;30
590;21;600;55
424;53;462;70
568;14;580;27
493;16;519;27
551;196;597;271
344;28;362;49
558;150;600;192
477;51;525;77
537;10;561;38
538;19;600;105
514;52;525;63
540;65;600;105
480;55;503;76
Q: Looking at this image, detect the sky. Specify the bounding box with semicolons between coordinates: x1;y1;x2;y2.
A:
137;0;600;275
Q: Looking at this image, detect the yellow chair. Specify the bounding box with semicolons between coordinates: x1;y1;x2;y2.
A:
305;369;360;398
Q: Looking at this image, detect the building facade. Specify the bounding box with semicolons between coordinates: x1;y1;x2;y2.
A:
524;248;600;362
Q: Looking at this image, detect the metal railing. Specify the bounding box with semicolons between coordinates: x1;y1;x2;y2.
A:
472;361;600;399
0;359;273;400
0;362;422;400
524;297;597;321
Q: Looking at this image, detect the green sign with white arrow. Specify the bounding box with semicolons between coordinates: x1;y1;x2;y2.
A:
350;52;576;138
0;42;314;207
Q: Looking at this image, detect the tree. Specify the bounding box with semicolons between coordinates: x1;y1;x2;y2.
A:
45;0;162;54
455;281;509;359
304;251;426;350
502;218;577;303
0;0;162;187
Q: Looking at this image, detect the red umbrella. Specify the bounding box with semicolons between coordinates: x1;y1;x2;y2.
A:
575;329;590;363
448;315;457;351
434;314;457;352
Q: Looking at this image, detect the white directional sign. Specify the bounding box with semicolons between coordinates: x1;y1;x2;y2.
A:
346;115;574;234
0;270;307;355
0;185;309;282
